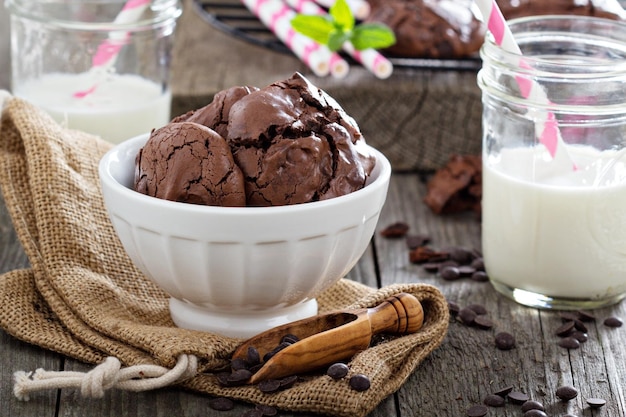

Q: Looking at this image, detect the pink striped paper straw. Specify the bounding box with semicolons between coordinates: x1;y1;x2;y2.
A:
312;0;370;20
242;0;348;78
73;0;152;98
286;0;392;78
475;0;576;170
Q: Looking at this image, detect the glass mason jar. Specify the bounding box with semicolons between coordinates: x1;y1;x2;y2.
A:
478;16;626;309
7;0;182;143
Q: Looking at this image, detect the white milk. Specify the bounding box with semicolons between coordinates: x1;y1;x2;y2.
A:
14;72;171;144
482;145;626;300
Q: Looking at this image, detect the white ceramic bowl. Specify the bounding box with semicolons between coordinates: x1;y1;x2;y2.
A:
99;133;391;338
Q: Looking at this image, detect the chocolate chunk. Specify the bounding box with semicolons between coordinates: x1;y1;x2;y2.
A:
280;334;299;344
228;369;253;385
586;397;606;408
440;266;461;281
458;307;477;325
406;234;431;249
380;222;409;238
495;332;516;350
473;315;494;330
327;363;349;379
604;316;623;327
556;385;578;401
483;394;505;407
409;246;450;264
231;357;249;371
424;154;483;215
573;319;588;333
209;397;235;411
507;391;529;404
466;404;489;417
246;346;261;367
349;374;371;391
279;375;299;389
521;400;545;412
449;247;475;264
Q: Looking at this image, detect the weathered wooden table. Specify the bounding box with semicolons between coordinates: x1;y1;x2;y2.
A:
2;2;626;416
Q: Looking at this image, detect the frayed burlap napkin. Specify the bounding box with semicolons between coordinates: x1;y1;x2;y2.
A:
0;95;449;417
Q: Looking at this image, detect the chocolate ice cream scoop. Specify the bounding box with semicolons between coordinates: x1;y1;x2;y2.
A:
226;73;376;206
135;122;246;207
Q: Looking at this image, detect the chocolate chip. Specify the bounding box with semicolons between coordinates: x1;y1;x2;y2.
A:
255;404;278;416
493;385;514;397
279;375;299;389
327;363;349;379
448;301;461;316
458;307;477;325
467;404;489;416
406;234;431;249
555;321;575;337
241;410;264;417
483;393;505;407
495;332;516;350
570;331;588;343
209;397;235;411
280;334;299;344
577;310;596;322
247;346;261;366
507;391;529;404
440;265;461;281
556;385;578;401
409;246;450;264
228;369;253;385
470;271;489;282
231;357;249;371
458;265;476;277
423;262;442;272
604;316;623;327
258;379;282;393
586;397;606;408
573;319;588;333
523;410;548;417
449;247;474;264
560;312;580;322
467;304;487;315
349;374;371;391
470;258;485;271
380;222;409;238
521;400;544;412
558;337;580;350
473;315;494;330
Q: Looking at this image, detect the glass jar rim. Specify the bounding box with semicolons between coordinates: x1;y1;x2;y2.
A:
5;0;182;31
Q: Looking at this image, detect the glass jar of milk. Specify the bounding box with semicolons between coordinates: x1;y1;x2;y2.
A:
478;16;626;309
7;0;182;144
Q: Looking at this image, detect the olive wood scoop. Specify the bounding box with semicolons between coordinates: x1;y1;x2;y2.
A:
232;292;424;384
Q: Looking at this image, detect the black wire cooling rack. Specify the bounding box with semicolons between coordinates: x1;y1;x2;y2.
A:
191;0;482;71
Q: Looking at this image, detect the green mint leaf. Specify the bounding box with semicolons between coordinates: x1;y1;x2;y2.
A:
290;15;335;45
328;30;351;52
351;23;396;50
329;0;354;32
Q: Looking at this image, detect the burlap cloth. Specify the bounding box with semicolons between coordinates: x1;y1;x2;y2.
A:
0;95;449;417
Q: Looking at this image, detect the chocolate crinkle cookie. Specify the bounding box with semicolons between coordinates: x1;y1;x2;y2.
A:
423;154;481;216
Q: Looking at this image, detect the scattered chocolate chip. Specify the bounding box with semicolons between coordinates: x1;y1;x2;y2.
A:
281;333;299;344
258;379;282;393
558;337;581;350
209;397;235;411
473;316;494;330
556;385;578;401
449;247;474;264
247;346;261;366
573;320;588;333
279;375;299;389
507;391;529;404
604;316;623;327
577;310;596;322
228;369;253;385
555;321;576;337
523;410;548;417
467;404;489;417
560;312;580;322
448;301;461;316
255;404;278;416
586;397;606;408
349;374;371;392
422;262;442;272
231;357;248;371
493;385;514;397
470;258;485;271
470;271;489;282
570;331;588;343
327;363;349;379
483;393;505;407
458;265;476;277
458;307;478;325
440;265;461;281
467;304;487;315
244;408;260;417
521;400;544;412
495;332;516;350
406;234;431;249
380;222;409;238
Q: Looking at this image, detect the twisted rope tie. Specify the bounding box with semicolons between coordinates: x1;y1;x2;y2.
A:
13;354;198;401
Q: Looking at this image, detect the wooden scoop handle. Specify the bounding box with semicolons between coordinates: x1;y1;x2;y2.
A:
368;292;424;335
